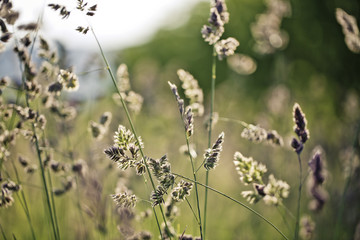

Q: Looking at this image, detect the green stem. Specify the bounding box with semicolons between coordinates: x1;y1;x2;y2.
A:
16;49;59;240
0;223;7;240
33;127;59;240
204;44;217;240
185;198;200;225
152;207;163;239
294;153;302;240
90;26;169;239
11;162;37;240
276;206;293;234
279;202;295;221
173;173;289;240
218;117;250;128
47;170;60;239
185;135;203;239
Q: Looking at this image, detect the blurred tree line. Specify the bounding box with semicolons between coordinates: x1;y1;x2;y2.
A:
118;0;360;104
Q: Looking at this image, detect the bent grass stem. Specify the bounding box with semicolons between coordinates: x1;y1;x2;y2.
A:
184;131;203;239
90;26;170;239
173;173;289;240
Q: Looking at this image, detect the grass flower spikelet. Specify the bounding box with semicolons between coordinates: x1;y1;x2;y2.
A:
112;192;137;208
177;69;204;117
293;103;309;144
251;0;291;54
151;186;167;207
171;180;193;202
241;124;267;143
214;37;239;60
233;151;267;185
168;81;184;116
57;69;79;92
114;125;143;151
263;174;290;206
308;149;328;211
336;8;360;53
185;107;194;138
204;132;224;170
299;215;315;240
201;0;229;44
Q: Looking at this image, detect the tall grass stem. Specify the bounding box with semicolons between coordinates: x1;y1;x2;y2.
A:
10;162;37;240
89;26;170;239
294;153;302;240
203;45;217;240
47;170;60;239
16;52;60;240
184;133;203;238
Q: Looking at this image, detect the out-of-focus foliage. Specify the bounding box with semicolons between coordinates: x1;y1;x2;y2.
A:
1;0;360;239
114;0;360;239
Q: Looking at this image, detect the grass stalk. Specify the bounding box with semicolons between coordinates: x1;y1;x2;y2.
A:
10;162;36;240
218;117;252;128
8;10;60;238
203;44;217;240
16;52;60;240
89;26;170;239
32;127;59;240
184;133;203;238
279;203;295;221
171;80;204;238
173;173;289;240
294;153;302;240
276;206;293;234
185;198;200;225
47;170;60;239
0;223;7;240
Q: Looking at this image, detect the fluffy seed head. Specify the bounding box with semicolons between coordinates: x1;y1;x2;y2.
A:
168;81;184;116
204;132;225;170
233;151;267;184
171;180;193;202
184;107;194;138
112;192;137;208
57;69;79;92
299;215;315;240
263;174;290;206
293;103;309;144
177;69;204;117
335;8;360;53
215;37;240;60
241;124;267;143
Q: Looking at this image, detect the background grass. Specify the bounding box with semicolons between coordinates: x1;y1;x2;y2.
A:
1;0;360;239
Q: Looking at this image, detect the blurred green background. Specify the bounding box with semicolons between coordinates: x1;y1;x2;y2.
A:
2;0;360;239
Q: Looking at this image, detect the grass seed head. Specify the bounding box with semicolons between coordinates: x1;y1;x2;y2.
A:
233;151;267;185
214;37;239;60
204;132;224;170
112;192;137;208
171;180;193;202
293;103;309;144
